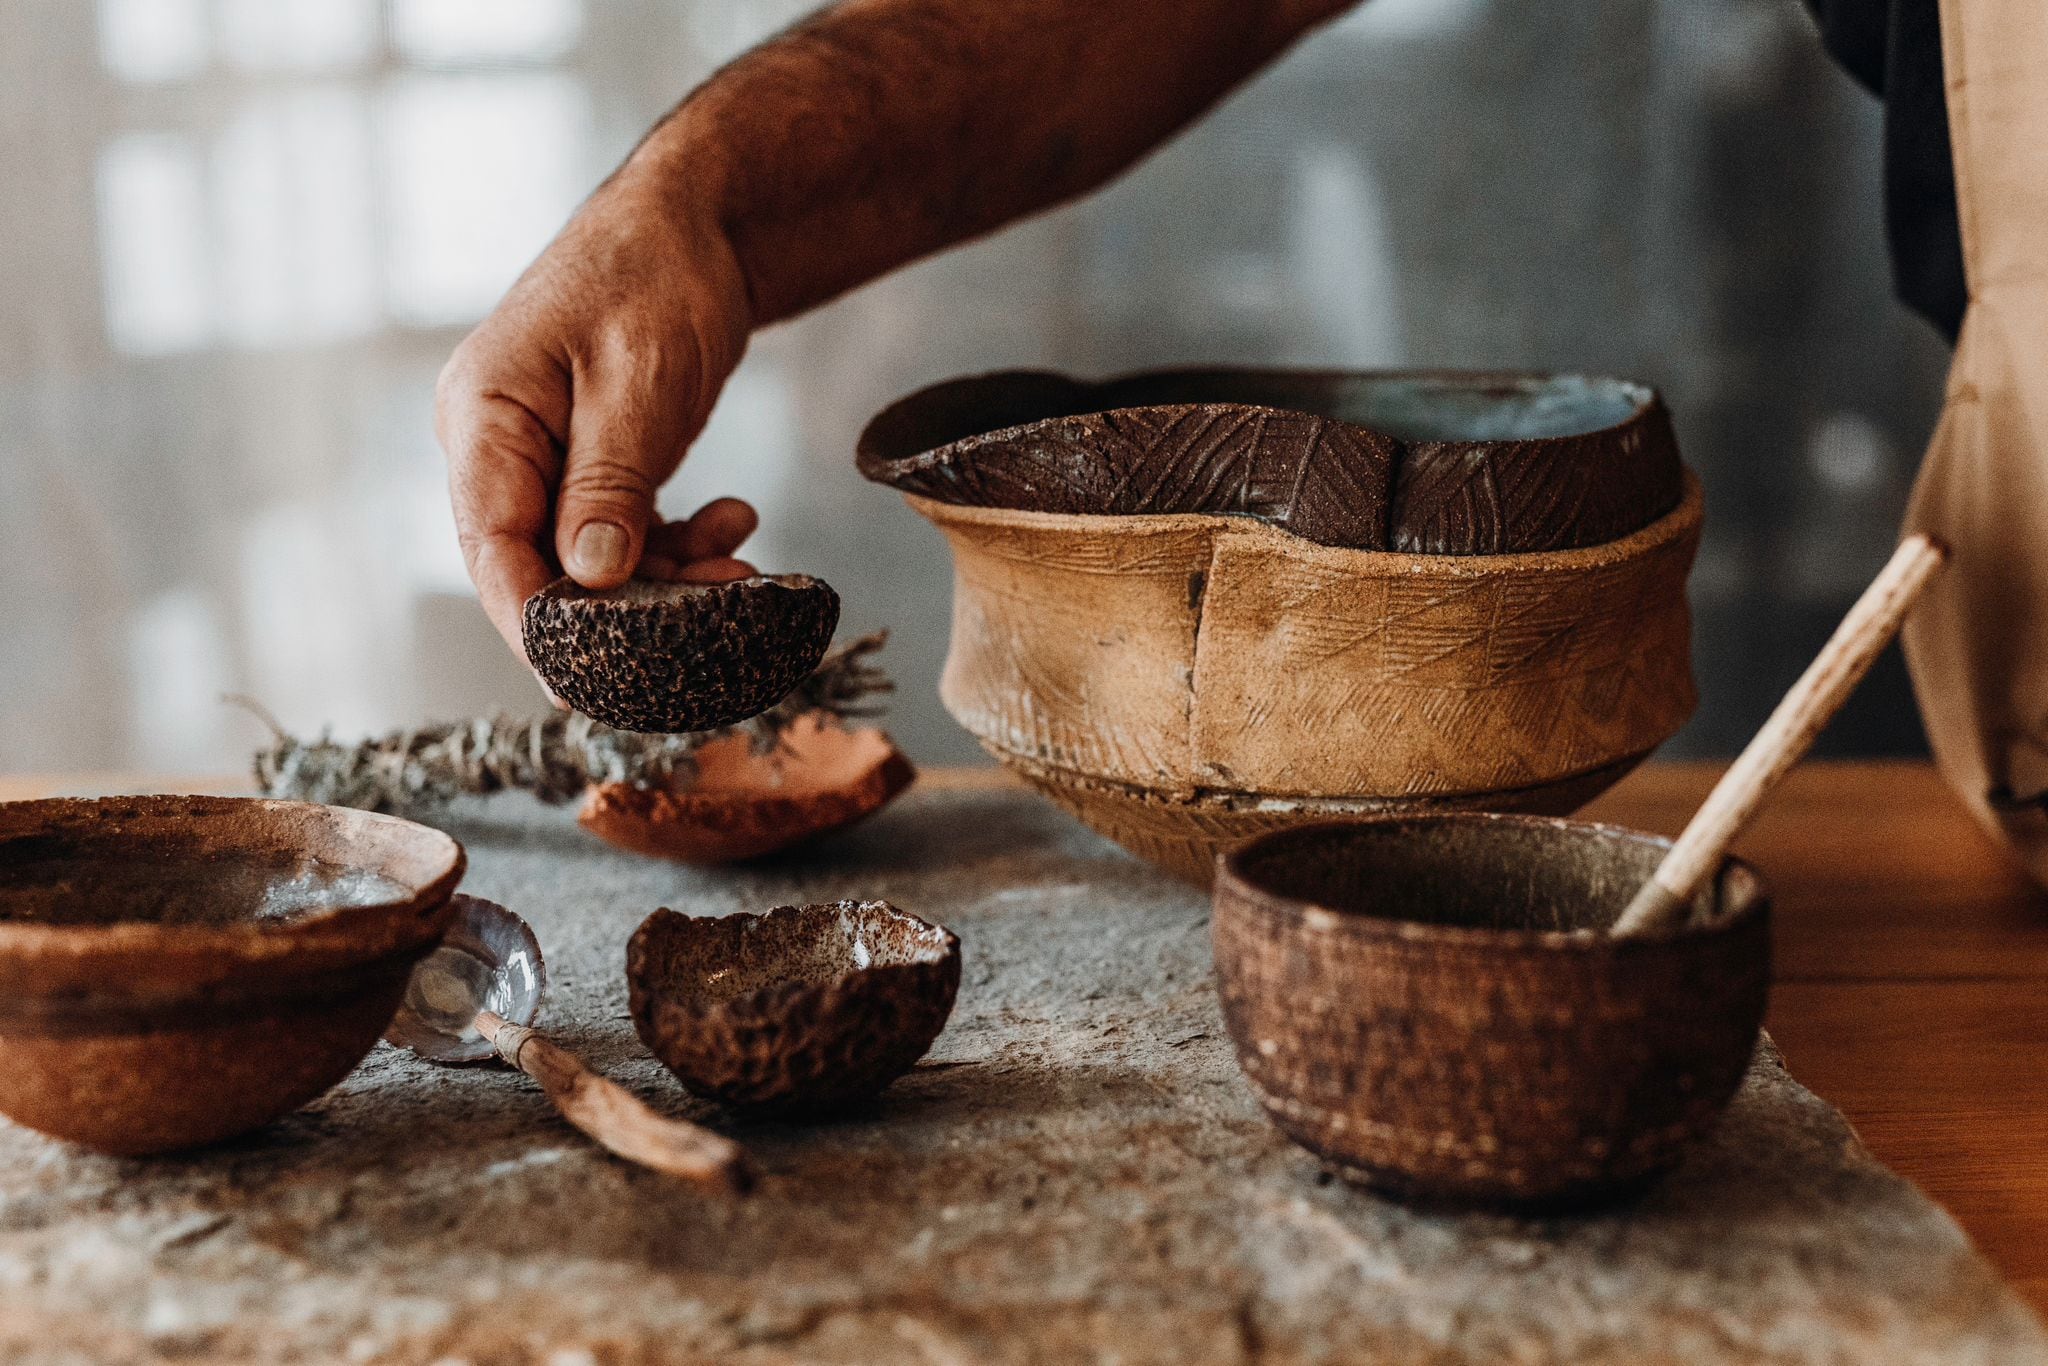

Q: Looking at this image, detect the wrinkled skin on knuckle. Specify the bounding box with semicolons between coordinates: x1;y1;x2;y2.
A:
568;321;706;473
438;316;568;444
433;344;485;454
451;391;560;500
558;453;660;524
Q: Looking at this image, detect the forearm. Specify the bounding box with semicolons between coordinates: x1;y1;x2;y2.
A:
622;0;1355;324
436;0;1354;653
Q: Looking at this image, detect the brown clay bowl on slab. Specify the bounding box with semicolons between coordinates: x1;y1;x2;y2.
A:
0;795;463;1155
862;368;1701;884
1211;814;1769;1209
627;901;960;1116
579;715;917;864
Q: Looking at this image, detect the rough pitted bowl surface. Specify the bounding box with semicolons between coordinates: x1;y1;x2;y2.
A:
1212;813;1770;1209
522;574;839;734
0;795;464;1155
627;900;960;1115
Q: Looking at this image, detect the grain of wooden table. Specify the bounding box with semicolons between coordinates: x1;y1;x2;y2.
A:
1580;761;2048;1315
4;761;2043;1310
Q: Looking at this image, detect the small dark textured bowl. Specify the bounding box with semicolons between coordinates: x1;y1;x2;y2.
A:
1212;814;1769;1209
0;795;463;1155
627;901;960;1115
522;574;840;734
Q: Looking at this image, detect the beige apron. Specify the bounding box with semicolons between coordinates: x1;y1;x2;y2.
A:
1901;0;2048;875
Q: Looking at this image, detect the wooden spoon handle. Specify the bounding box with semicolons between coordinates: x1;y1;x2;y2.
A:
478;1012;754;1194
1611;534;1948;937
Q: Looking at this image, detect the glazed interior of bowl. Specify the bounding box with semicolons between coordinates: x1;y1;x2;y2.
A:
1226;816;1762;937
0;796;462;933
637;901;955;1006
0;841;409;928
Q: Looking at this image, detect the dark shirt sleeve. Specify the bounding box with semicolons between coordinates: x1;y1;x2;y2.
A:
1801;0;1966;342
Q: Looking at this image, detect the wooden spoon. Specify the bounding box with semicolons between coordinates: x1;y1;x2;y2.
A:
1611;534;1949;937
388;894;754;1193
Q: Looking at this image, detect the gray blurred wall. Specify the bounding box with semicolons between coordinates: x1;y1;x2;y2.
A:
0;0;1951;775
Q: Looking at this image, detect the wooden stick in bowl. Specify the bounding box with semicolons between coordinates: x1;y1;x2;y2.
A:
1611;534;1948;937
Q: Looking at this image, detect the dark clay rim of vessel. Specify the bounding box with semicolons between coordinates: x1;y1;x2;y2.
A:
629;900;961;1020
857;366;1679;554
0;795;465;977
862;367;1663;460
527;571;829;608
1216;813;1768;951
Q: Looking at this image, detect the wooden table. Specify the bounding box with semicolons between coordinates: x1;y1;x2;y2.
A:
5;761;2045;1311
1579;762;2048;1314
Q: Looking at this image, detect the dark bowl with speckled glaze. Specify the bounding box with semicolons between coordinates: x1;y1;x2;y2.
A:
522;574;839;735
0;795;463;1155
627;900;961;1116
1212;813;1769;1210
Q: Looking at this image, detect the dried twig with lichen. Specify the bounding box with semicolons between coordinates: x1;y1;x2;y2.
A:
238;632;891;815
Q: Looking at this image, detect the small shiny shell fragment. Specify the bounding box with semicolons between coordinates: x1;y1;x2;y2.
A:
627;900;960;1115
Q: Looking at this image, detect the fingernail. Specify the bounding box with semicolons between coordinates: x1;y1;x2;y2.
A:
572;521;630;578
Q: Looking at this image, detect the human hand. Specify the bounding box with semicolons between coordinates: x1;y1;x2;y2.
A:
434;169;757;665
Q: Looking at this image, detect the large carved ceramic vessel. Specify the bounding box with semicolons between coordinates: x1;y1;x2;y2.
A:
860;368;1701;883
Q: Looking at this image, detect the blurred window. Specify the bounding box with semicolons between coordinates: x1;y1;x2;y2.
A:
217;0;378;73
92;0;590;355
96;0;208;83
382;73;592;326
392;0;585;65
96;133;212;354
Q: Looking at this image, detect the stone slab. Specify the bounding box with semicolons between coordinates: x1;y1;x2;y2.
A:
0;787;2041;1364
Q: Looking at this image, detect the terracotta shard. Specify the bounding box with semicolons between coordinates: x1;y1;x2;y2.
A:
859;368;1681;554
0;795;463;1155
578;717;916;865
522;575;839;734
626;901;960;1116
1212;814;1770;1209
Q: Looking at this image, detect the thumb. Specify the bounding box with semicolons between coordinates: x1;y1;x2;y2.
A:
553;354;692;589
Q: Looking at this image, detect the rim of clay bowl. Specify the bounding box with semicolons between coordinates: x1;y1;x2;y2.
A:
905;466;1703;570
859;366;1679;554
629;900;960;1021
0;795;464;998
1215;812;1768;950
861;366;1664;466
